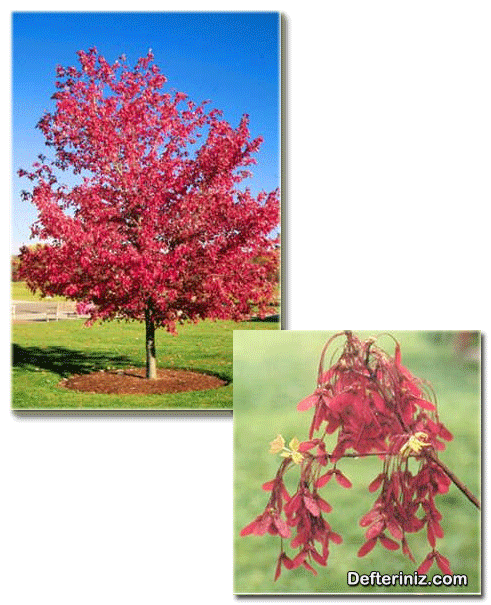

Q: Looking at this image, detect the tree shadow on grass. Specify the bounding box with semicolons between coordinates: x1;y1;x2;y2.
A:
12;344;133;378
246;314;280;323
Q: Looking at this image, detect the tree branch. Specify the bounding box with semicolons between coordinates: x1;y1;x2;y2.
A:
426;450;481;510
309;449;481;510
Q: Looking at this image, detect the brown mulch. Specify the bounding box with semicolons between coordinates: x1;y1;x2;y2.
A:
59;367;227;395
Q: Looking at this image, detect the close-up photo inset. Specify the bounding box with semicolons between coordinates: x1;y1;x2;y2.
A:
234;330;481;594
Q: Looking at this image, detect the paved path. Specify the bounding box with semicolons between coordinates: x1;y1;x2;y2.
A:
11;300;87;322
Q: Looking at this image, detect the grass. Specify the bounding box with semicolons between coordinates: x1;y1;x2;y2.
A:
11;281;67;302
12;316;279;410
233;331;481;594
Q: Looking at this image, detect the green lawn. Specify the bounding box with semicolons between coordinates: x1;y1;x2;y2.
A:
12;316;278;410
11;281;68;302
233;331;481;594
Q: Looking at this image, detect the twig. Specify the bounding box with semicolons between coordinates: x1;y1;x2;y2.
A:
426;451;481;510
310;450;481;510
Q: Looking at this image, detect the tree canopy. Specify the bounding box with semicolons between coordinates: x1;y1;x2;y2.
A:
19;48;280;338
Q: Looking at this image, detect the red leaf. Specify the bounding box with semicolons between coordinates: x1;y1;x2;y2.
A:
274;556;282;581
329;531;343;545
273;515;291;539
324;417;341;435
417;554;435;574
365;520;384;540
311;548;328;566
425;418;440;434
239;520;258;536
291;529;307;549
298;439;319;452
357;538;377;557
368;473;385;493
291;549;308;569
434;472;451;494
360;507;382;527
334;469;352;489
319;368;335;384
380;535;399;551
438;425;453;441
387;521;403;541
303;495;320;516
329;392;357;414
330;440;349;463
284;492;302;515
302;560;318;576
395;342;402;369
240;514;270;537
371;391;387;413
309;405;323;439
406;516;425;532
262;480;275;491
415;397;436;411
405;379;422;398
435;552;452;575
315;471;333;489
317;442;327;455
315;496;332;513
297;393;319;411
280;483;291;502
427;523;436;548
431;520;444;539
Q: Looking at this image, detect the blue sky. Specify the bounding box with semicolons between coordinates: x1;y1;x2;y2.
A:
11;11;280;253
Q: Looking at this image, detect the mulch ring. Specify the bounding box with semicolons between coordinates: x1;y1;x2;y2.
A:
59;367;228;395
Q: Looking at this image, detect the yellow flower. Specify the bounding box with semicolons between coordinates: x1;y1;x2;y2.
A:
289;437;300;451
269;434;285;454
290;450;304;465
270;435;304;464
280;436;304;465
400;432;431;458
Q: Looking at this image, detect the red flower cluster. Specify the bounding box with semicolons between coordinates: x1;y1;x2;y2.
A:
240;454;345;581
240;331;468;581
297;333;452;460
358;457;452;570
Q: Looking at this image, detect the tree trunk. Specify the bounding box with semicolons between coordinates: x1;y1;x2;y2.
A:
145;308;157;380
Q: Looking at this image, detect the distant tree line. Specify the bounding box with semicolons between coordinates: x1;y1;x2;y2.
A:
11;255;21;282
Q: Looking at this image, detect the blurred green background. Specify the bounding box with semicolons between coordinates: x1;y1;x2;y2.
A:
233;331;481;594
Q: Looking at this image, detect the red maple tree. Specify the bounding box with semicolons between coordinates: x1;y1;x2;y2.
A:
18;48;280;378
